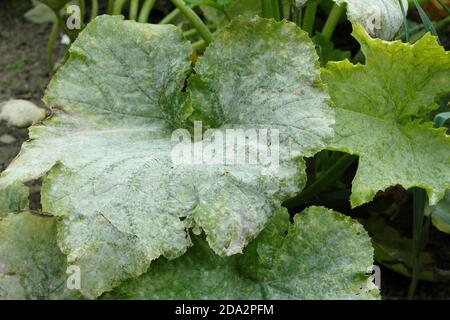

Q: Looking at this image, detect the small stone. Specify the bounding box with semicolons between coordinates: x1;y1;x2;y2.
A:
0;134;16;144
0;99;46;128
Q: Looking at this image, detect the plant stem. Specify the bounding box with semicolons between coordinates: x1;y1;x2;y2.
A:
79;0;85;24
322;3;346;42
283;153;355;209
129;0;139;20
293;6;303;26
107;0;114;14
302;1;319;35
261;0;271;18
413;0;439;37
261;0;282;19
409;15;450;43
271;0;282;20
113;0;127;15
408;188;428;299
159;8;180;24
170;0;213;43
278;0;284;19
192;39;207;51
138;0;156;22
399;0;409;42
184;28;199;37
47;19;59;71
90;0;98;20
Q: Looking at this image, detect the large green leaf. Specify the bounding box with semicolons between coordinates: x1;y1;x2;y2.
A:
0;212;80;299
0;16;333;298
333;0;408;40
322;24;450;207
104;207;379;300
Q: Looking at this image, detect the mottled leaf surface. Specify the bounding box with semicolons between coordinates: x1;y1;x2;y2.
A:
0;212;80;299
105;207;379;300
0;16;333;298
322;25;450;207
0;182;28;217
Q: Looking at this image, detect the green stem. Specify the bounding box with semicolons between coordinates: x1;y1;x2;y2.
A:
170;0;213;43
322;3;346;42
302;1;319;35
184;28;199;37
47;19;59;71
107;0;114;14
408;0;431;4
192;39;207;51
184;24;215;38
399;0;409;42
408;188;427;299
278;0;284;19
129;0;139;20
113;0;127;15
261;0;271;18
293;6;302;27
79;0;85;24
138;0;156;22
261;0;282;20
90;0;98;20
413;0;438;37
283;153;355;209
158;8;180;24
271;0;282;20
409;15;450;43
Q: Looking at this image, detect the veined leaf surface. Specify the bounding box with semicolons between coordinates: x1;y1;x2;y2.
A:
322;25;450;207
104;207;379;300
0;16;333;298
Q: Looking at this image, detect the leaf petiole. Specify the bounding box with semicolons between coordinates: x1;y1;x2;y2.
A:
321;3;346;42
170;0;213;43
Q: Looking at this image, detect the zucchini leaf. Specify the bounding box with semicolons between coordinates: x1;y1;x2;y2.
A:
322;24;450;208
104;207;379;300
0;212;81;299
0;16;333;298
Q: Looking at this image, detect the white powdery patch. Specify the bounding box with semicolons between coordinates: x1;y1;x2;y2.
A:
0;99;46;128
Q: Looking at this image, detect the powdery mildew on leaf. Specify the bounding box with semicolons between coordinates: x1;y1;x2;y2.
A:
0;212;80;300
0;182;28;217
0;16;333;298
333;0;408;40
322;24;450;208
104;207;379;300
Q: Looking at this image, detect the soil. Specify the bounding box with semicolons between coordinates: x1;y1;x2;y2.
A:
0;6;449;300
0;9;64;208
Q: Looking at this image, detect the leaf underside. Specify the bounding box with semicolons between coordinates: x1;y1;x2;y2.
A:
333;0;408;40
